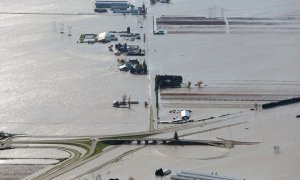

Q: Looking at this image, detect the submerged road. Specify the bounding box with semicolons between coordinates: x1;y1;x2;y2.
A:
2;110;252;179
58;113;253;179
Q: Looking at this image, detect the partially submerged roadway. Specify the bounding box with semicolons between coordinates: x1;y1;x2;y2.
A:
2;111;257;179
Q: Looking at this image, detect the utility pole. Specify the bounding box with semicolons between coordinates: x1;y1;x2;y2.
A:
59;23;64;34
67;26;72;36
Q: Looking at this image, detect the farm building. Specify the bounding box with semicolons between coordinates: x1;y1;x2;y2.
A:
95;1;128;9
98;32;118;42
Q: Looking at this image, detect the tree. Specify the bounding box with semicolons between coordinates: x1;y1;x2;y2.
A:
143;60;148;74
196;81;203;87
174;131;179;140
187;81;191;88
128;96;131;108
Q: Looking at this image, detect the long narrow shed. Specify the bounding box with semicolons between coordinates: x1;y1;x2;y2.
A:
95;1;128;9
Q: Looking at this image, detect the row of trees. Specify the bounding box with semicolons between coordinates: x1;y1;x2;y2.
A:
262;97;300;109
155;75;183;91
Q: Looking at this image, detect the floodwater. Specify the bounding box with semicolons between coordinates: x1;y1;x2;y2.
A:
1;0;300;179
0;164;47;179
0;0;299;136
0;148;69;159
0;0;150;136
80;103;300;180
0;159;59;165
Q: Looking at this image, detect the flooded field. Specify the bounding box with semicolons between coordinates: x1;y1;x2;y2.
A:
0;164;47;179
0;0;150;136
0;0;300;179
156;16;300;34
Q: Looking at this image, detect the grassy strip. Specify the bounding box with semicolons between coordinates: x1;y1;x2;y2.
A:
92;142;109;156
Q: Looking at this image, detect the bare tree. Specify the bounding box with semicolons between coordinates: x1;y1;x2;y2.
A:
221;8;225;17
128;95;131;108
174;131;179;140
195;81;203;87
187;81;191;88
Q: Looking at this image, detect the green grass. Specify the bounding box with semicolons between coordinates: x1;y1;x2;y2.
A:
93;142;109;156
